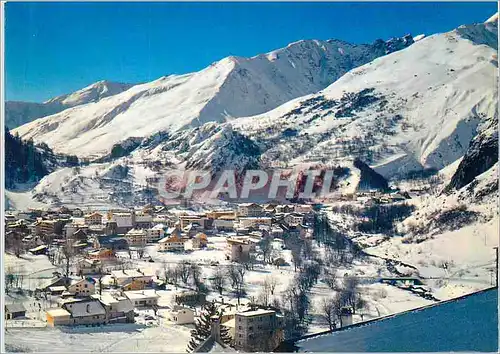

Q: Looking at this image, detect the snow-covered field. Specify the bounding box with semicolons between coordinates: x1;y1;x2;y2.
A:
5;323;192;353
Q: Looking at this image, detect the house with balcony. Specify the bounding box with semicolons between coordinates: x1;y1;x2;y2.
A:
238;203;263;217
158;234;186;252
64;277;96;297
84;212;103;226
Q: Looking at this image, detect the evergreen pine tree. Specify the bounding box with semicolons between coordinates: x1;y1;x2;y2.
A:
187;302;217;352
219;319;232;346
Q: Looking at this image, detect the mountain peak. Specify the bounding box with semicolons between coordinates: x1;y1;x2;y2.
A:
485;12;498;24
44;80;135;106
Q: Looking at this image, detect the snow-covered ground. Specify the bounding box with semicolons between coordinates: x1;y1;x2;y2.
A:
4;323;192;353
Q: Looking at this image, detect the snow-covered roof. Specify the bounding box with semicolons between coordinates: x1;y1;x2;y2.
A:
48;286;67;292
5;303;26;313
67;301;106;317
111;269;153;279
46;308;71;317
124;289;159;300
237;309;275;317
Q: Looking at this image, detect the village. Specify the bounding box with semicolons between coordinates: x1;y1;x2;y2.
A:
4;201;324;351
3;190;475;352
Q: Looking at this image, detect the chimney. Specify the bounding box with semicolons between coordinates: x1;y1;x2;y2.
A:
211;317;221;342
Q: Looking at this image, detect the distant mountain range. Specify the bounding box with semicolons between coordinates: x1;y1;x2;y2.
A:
5;15;498;212
11;35;414;157
6;81;135;129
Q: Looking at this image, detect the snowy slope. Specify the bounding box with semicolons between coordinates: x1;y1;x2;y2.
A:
10;18;498;209
13;36;414;157
233;20;498;179
5;81;135;129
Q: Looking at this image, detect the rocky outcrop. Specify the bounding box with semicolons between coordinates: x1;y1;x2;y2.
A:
445;117;498;193
353;158;389;191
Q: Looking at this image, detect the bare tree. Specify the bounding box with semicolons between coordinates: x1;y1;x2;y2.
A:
189;263;204;291
243;252;257;271
5;266;15;294
257;286;271;307
319;297;338;330
264;275;279;295
177;262;191;286
166;265;180;287
341;276;362;314
323;269;337;290
210;267;226;295
162;261;169;283
226;264;246;304
258;237;273;263
96;267;105;295
290;244;303;272
59;241;76;284
135;242;147;259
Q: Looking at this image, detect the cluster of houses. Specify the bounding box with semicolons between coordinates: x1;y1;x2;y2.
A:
5;202;313;263
4;202;310;351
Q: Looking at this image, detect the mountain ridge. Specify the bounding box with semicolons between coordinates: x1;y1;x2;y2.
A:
12;35;414;157
5;80;135;129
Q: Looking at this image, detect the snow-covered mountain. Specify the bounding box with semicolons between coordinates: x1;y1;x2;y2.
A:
7;16;498;211
5;80;135;129
232;19;498;179
13;35;414;157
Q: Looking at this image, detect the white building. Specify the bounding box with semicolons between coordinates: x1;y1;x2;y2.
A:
226;238;251;262
158;234;185;252
124;289;159;307
65;277;96;297
112;212;134;233
110;269;154;287
148;224;165;242
238;203;263;217
214;218;235;231
238;217;272;229
169;305;195;324
284;213;304;226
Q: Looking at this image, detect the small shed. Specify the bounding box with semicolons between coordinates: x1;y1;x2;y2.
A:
5;303;26;320
29;245;48;255
170;305;195;324
48;286;67;296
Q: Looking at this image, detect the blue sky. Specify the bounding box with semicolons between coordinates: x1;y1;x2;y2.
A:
5;2;497;102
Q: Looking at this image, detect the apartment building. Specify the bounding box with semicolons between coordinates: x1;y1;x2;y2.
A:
84;212;103;225
237;203;263;217
226;238;251;262
234;309;284;352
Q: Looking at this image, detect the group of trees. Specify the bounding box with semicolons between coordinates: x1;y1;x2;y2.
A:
319;276;366;330
5;127;50;188
330;202;415;235
210;264;247;304
187;301;232;352
5;231;26;258
163;261;208;293
5;265;25;294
